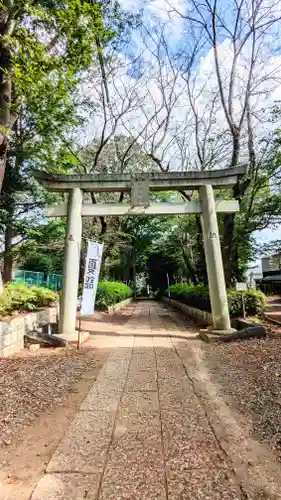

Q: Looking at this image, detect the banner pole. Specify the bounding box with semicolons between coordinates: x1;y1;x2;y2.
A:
78;237;86;349
77;312;82;350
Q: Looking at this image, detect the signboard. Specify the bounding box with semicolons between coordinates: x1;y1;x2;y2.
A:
80;241;104;316
131;177;150;207
235;282;247;292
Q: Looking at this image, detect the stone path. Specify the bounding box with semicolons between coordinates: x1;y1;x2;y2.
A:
264;295;281;324
30;301;242;500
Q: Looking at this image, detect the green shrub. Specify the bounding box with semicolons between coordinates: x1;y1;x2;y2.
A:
0;283;58;317
227;289;267;317
31;286;58;307
5;283;37;311
167;283;266;317
96;281;132;309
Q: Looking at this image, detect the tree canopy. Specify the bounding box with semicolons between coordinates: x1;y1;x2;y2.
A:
1;0;281;290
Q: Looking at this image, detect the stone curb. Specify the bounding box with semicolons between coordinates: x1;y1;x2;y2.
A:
107;298;133;315
162;297;212;326
0;307;57;357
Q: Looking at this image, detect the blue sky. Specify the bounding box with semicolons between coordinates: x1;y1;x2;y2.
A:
75;0;281;272
253;228;281;270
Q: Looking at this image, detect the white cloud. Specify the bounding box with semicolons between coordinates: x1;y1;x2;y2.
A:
75;0;281;173
147;0;185;20
119;0;185;38
119;0;185;18
77;42;281;171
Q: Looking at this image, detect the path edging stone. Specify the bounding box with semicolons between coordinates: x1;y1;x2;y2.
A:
0;306;57;357
163;297;212;326
107;297;133;315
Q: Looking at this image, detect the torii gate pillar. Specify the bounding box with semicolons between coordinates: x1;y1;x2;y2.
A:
59;188;82;335
199;185;231;331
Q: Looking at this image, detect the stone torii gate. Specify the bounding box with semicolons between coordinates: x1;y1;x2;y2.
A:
34;166;246;336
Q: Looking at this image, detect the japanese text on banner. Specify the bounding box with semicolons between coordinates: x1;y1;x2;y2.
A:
81;241;103;316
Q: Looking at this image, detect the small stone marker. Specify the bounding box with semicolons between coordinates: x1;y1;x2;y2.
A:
235;282;247;318
28;344;40;352
235;282;247;291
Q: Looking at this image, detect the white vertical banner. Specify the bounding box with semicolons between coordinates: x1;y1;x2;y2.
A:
80;241;104;316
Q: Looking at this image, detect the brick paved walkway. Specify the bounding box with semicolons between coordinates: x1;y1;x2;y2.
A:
264;295;281;324
30;301;242;500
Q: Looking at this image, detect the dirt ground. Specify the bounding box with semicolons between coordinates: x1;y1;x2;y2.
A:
2;304;281;499
201;333;281;461
0;342;110;500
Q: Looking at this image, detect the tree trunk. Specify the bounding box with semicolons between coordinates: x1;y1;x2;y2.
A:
195;215;208;284
222;129;242;285
0;133;9;190
132;249;136;299
122;252;131;283
0;4;17;291
182;249;199;285
222;176;248;286
222;213;235;286
0;1;17;194
3;222;13;282
0;54;11;191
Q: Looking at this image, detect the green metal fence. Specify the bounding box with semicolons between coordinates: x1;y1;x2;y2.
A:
13;270;62;291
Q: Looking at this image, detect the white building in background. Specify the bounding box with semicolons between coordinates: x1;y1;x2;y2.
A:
262;255;281;274
247;265;263;287
256;255;281;294
247;255;281;292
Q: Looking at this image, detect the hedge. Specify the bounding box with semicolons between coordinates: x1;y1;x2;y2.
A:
167;283;266;317
96;281;133;309
0;282;58;317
